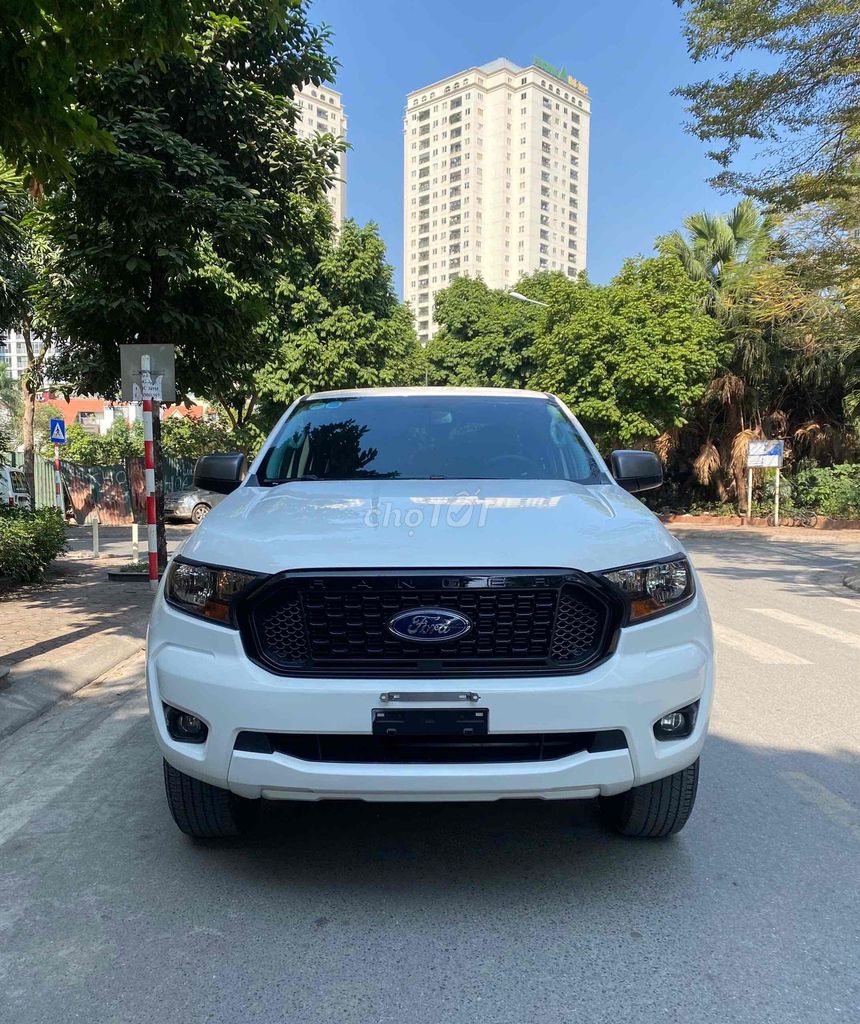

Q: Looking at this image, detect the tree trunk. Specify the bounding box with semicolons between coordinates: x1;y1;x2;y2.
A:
150;407;168;571
20;350;36;505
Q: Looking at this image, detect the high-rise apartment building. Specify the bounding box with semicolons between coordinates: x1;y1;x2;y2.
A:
295;82;347;225
404;58;590;342
0;331;44;381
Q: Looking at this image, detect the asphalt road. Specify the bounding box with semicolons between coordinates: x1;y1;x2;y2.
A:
1;529;858;1024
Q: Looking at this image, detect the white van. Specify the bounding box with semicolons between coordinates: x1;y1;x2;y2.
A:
0;467;32;510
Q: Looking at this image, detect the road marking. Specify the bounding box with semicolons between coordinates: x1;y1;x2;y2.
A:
780;771;860;844
711;622;811;664
751;607;860;650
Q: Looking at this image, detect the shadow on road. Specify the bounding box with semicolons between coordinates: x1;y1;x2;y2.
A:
2;721;858;1024
680;529;860;596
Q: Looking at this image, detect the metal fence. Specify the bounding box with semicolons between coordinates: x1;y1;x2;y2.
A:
4;452;194;522
6;452;56;508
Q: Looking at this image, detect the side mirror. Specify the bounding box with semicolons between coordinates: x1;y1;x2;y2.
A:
609;450;663;493
193;453;247;494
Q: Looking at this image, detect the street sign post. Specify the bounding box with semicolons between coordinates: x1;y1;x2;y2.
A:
49;418;66;511
747;440;785;526
120;345;176;589
119;344;176;403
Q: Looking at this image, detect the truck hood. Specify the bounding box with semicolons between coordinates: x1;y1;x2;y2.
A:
179;479;682;575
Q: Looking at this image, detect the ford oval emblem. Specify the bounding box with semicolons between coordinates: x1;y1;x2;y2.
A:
388;608;472;642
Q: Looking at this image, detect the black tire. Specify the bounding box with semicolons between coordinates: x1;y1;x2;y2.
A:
800;509;818;528
599;758;699;838
162;759;258;838
190;503;210;525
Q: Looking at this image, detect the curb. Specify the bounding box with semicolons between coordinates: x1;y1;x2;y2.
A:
0;633;145;742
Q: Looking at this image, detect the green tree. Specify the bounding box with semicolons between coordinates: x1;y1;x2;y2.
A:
659;200;852;506
675;0;860;209
425;276;546;388
161;415;236;460
0;180;56;502
530;256;724;447
0;1;198;184
658;199;776;313
39;0;341;567
0;363;21;422
253;219;422;439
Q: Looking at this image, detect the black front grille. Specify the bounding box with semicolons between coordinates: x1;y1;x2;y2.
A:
240;570;619;677
235;729;627;764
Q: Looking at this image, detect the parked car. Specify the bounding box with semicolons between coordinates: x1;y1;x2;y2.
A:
0;466;32;510
163;485;224;525
147;388;714;840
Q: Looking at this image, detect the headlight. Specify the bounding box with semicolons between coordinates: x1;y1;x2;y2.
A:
164;558;261;626
599;556;694;623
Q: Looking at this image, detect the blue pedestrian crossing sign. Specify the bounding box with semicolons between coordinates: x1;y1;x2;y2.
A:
50;418;66;444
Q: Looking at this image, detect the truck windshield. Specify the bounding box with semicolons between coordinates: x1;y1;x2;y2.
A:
259;395;605;484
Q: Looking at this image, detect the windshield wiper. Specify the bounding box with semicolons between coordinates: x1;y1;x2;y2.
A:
262;475;321;485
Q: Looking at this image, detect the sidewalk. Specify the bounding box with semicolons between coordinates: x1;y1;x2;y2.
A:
0;557;154;740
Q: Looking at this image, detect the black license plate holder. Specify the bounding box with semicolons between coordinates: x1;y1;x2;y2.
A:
372;708;488;737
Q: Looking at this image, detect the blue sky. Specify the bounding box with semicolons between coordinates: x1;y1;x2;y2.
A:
309;0;739;292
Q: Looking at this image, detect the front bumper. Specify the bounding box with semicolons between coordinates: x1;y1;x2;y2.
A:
146;590;713;802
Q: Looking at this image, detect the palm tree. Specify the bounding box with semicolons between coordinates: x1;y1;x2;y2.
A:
659;198;776;315
659;201;853;510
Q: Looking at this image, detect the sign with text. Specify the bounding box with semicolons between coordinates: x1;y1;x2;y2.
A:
119;344;176;403
747;440;784;468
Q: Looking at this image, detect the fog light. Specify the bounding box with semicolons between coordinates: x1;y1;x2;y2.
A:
164;704;208;744
653;702;698;741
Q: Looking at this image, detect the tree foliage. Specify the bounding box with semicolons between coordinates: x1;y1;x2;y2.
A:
41;1;341;420
42;414;236;465
425;276;545;389
532;258;724;446
252;219;422;439
0;1;198;184
675;0;860;209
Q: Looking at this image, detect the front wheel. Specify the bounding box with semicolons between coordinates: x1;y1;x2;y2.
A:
598;759;699;838
163;760;259;838
190;503;210;525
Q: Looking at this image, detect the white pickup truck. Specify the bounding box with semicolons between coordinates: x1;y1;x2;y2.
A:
146;388;713;840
